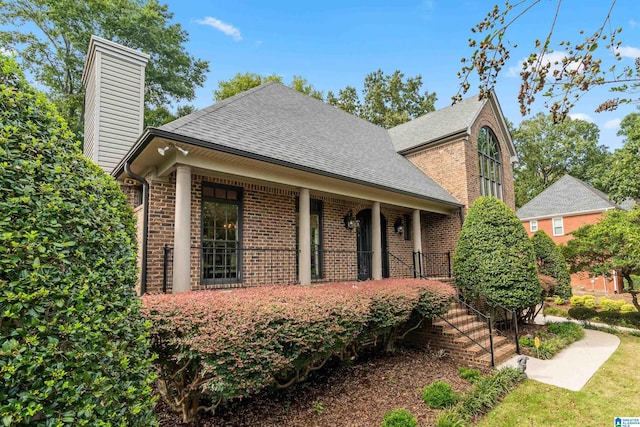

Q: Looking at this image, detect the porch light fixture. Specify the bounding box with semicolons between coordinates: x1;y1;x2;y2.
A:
157;144;189;156
394;218;404;235
343;210;360;230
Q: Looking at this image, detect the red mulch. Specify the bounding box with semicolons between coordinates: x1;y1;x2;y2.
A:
155;347;490;426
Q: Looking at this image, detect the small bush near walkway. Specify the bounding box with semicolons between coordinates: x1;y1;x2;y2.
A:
143;279;454;423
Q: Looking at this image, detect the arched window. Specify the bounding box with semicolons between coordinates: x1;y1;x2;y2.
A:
478;126;502;199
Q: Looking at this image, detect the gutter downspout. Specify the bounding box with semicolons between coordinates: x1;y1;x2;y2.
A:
124;162;149;295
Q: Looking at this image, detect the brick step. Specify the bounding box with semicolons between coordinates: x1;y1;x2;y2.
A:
477;342;518;366
452;327;491;344
433;314;482;330
461;335;510;356
433;319;488;338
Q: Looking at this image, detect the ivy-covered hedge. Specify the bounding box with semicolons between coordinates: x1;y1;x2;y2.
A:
0;56;156;424
142;279;454;423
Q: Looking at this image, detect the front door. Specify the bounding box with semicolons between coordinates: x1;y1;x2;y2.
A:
356;209;389;280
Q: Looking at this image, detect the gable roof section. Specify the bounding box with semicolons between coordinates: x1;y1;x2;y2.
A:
387;91;517;160
516;175;618;220
156;82;460;206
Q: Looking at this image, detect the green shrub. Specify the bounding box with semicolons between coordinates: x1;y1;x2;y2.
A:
621;303;637;313
568;306;598;320
422;381;458;409
596;311;623;325
519;336;535;347
600;298;626;312
554;296;567;305
435;409;467;427
0;56;156;424
535;322;585;359
531;230;572;298
381;408;418;427
453;197;541;312
143;280;454;423
543;306;569;317
570;295;596;308
458;367;480;383
457;367;525;417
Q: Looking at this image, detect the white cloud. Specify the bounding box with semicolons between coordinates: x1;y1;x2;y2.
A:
507;51;581;78
196;17;242;41
569;113;594;123
614;45;640;59
630;19;638;28
604;118;621;129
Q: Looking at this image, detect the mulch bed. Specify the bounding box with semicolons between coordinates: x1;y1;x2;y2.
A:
155;347;491;426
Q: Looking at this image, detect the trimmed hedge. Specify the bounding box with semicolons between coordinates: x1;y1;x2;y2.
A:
453;197;541;312
0;56;156;424
142;279;454;423
531;230;572;299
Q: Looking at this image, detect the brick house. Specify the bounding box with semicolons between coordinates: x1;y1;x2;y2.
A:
516;174;633;294
82;36;517;295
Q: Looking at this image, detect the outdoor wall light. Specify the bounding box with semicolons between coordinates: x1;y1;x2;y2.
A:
343;210;360;230
157;144;189;156
394;218;404;235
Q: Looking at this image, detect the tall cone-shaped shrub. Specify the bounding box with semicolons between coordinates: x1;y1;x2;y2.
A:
0;56;156;425
453;197;540;310
531;230;572;299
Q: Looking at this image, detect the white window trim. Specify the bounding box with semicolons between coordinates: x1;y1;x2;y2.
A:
529;220;538;232
552;217;564;236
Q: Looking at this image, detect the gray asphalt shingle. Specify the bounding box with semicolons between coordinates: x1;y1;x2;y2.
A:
388;95;485;152
160;82;460;205
516;175;618;220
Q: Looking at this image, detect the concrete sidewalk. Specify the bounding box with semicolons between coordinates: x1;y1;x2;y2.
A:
499;328;620;391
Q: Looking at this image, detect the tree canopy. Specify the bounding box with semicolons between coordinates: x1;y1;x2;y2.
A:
456;1;634;121
327;69;436;128
512;113;611;207
214;72;323;101
564;207;640;310
605;112;640;203
0;0;209;136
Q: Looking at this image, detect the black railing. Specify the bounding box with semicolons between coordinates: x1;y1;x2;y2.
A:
418;252;452;278
465;295;520;356
162;246;453;292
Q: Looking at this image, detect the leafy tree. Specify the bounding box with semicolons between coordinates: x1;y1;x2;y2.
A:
327;69;436;128
453;197;541;315
456;1;634;120
0;0;209;136
564;207;640;310
605;112;640;203
512;113;611;206
0;56;156;425
531;231;572;299
214;72;323;101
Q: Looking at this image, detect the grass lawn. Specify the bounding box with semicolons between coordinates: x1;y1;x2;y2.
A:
477;333;640;426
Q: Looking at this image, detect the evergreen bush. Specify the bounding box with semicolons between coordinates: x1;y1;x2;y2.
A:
0;55;156;425
381;408;418;427
422;381;458;409
453;197;541;312
531;230;572;298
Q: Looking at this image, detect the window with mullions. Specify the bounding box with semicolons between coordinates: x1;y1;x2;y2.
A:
478;126;503;199
296;199;323;279
201;184;242;283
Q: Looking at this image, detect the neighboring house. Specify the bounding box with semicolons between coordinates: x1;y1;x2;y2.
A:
82;36;517;295
516;174;631;294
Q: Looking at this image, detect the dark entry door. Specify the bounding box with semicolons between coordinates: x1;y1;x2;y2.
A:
356;209;389;280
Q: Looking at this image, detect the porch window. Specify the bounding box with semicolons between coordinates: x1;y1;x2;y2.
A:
478;126;503;199
296;198;323;279
201;183;243;283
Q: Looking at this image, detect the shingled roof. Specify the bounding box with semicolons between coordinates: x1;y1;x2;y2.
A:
157;82;460;206
516;175;618;220
388;95;485;152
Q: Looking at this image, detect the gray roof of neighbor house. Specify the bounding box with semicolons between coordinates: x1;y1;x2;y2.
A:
388;95;484;152
156;82;460;206
516;174;620;220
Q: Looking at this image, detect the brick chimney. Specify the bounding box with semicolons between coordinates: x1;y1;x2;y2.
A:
82;36;150;173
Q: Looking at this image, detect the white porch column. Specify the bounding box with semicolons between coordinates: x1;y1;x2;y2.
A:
372;201;382;280
172;165;192;293
412;209;422;277
298;188;311;285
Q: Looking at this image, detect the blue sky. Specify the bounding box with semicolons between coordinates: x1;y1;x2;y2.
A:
166;1;638;150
